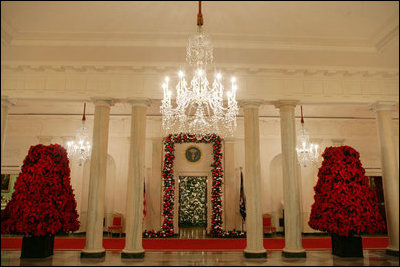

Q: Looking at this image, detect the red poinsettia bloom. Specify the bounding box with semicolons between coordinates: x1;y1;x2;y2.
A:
1;144;80;236
308;146;386;237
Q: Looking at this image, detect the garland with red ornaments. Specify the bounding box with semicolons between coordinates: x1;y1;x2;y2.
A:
142;133;246;238
163;133;224;236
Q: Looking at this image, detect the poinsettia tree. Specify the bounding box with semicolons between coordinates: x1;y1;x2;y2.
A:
308;145;386;237
1;144;80;236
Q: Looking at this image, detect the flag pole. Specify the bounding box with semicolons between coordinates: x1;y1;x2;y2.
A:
239;166;245;232
241;166;243;231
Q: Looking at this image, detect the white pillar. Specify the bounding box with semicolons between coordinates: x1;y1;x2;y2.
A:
275;100;306;258
224;138;237;231
148;137;163;231
81;99;113;258
122;98;150;259
1;97;13;166
373;102;399;256
241;100;267;258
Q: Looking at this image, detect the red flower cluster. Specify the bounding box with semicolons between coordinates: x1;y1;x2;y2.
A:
308;146;386;236
1;144;80;236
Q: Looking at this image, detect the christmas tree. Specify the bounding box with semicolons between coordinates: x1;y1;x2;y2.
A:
1;144;80;236
308;146;385;237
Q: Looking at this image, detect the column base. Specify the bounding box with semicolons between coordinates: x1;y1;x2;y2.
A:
121;251;145;259
243;249;267;258
121;248;145;259
282;249;307;258
386;248;399;257
80;250;106;258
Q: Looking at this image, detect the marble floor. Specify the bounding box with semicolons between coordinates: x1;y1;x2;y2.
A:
1;250;398;266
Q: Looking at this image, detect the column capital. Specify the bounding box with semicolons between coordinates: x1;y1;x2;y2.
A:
371;101;398;111
91;98;114;107
37;136;53;145
60;136;74;144
1;96;16;107
331;138;345;146
151;137;163;142
274;100;299;109
239;99;264;109
224;137;236;143
128;98;151;107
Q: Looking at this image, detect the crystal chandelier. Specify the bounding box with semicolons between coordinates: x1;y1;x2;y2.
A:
66;103;91;166
160;1;239;138
296;106;319;167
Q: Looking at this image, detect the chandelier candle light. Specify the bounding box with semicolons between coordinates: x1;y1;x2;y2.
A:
296;105;319;167
66;103;91;166
160;1;239;138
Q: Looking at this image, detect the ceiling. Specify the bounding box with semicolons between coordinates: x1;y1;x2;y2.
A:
1;1;399;69
1;1;399;118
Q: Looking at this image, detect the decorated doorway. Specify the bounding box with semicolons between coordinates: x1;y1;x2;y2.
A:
143;133;245;238
178;176;207;228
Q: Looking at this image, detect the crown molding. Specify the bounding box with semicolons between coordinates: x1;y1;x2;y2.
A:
3;29;381;53
0;18;16;46
1;62;398;78
1;96;16;107
375;25;399;52
371;16;399;52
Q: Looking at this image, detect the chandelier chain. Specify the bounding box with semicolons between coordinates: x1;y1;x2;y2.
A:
197;1;203;26
82;102;86;121
66;102;92;166
296;105;319;167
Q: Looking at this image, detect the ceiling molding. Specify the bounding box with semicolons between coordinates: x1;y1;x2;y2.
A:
4;30;379;53
2;62;398;78
375;25;399;52
371;16;399;52
0;18;16;46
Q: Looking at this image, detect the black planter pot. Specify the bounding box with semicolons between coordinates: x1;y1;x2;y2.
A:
21;235;55;258
331;234;363;257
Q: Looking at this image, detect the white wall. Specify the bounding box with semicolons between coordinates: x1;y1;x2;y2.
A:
2;113;398;233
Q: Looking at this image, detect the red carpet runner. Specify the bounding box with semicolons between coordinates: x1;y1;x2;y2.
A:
1;236;388;251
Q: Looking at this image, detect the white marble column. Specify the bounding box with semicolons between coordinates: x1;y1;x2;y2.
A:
147;137;163;231
37;136;53;145
275;100;306;258
122;98;150;259
241;100;267;258
373;101;399;256
1;97;13;166
81;99;113;258
224;138;237;231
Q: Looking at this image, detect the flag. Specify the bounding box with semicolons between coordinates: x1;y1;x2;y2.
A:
239;169;246;221
143;181;147;219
